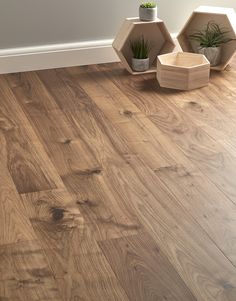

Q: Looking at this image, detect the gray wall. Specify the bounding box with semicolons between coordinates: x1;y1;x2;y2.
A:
158;0;236;33
0;0;235;49
0;0;140;49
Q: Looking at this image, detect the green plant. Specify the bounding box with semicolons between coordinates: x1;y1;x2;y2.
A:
189;21;233;48
140;2;157;8
130;36;151;59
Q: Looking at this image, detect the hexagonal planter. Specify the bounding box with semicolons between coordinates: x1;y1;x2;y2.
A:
177;6;236;71
156;52;210;90
113;18;175;75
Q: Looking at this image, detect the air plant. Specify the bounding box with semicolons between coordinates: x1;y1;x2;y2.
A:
189;21;233;48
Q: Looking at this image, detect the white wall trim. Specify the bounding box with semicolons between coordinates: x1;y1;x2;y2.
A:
0;39;119;74
0;35;178;74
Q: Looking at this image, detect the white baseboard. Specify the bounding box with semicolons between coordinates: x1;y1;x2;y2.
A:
0;35;178;74
0;39;119;74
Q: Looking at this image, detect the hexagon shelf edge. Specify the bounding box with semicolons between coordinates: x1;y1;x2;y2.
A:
113;18;175;75
177;6;236;71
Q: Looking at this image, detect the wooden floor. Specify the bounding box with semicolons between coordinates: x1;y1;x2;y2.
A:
1;58;236;301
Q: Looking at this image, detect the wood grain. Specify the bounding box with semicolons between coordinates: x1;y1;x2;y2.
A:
0;75;63;193
43;65;236;300
66;64;236;300
64;66;174;169
34;69;141;241
0;240;62;301
0;161;36;246
100;231;196;301
4;72;99;178
154;163;236;266
101;153;236;301
1;58;236;300
20;189;129;301
95;63;236;266
98;63;236;202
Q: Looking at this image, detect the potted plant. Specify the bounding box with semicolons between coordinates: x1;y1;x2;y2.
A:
130;36;151;72
139;2;157;21
189;21;233;66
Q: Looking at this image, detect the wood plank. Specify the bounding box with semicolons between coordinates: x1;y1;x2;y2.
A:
0;161;36;246
87;63;236;267
183;73;236;157
2;61;236;301
37;66;236;301
169;88;236;141
20;189;129;301
148;74;236;160
97;64;236;203
65;65;184;170
4;72;99;178
100;232;196;301
0;240;62;301
9;69;141;242
62;64;236;300
0;75;63;193
116;156;236;301
38;68;174;169
143;78;236;203
63;172;141;241
20;189;84;250
3;70;136;300
154;164;236;266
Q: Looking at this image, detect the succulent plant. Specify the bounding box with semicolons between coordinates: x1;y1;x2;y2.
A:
130;36;151;59
140;2;157;8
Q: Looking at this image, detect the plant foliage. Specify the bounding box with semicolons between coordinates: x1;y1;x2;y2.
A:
140;2;157;8
189;21;233;48
130;36;151;59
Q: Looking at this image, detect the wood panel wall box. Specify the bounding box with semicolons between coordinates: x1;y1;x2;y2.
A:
156;52;210;90
177;6;236;71
113;18;175;75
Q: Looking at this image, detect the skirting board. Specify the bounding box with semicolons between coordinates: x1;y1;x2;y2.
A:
0;39;119;74
0;35;178;74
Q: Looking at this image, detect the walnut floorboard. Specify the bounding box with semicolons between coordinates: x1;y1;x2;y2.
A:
93;64;236;262
8;71;141;242
0;76;63;193
20;189;129;301
31;65;236;299
98;63;236;202
1;58;236;300
99;232;196;301
0;240;63;300
5;72;99;178
0;161;36;246
139;73;236;202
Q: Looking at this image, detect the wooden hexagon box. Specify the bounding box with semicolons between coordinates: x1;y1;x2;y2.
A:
113;18;175;75
156;52;210;90
177;6;236;71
